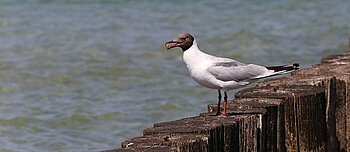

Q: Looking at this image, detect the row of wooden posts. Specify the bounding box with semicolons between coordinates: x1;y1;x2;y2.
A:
104;47;350;151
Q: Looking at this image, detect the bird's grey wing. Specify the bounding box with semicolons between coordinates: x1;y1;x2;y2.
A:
207;62;269;82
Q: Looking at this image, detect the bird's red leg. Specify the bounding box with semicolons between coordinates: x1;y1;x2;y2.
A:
214;89;222;116
223;92;228;116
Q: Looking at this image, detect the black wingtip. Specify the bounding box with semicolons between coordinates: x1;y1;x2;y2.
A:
266;63;300;72
293;63;300;69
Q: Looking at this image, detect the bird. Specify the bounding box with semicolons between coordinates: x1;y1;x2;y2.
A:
164;32;299;116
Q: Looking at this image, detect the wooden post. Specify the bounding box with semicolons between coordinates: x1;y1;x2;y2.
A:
208;98;283;152
291;52;350;152
143;115;239;152
108;98;281;152
321;52;350;150
235;85;327;151
256;75;340;151
102;148;135;152
121;134;208;152
253;51;350;152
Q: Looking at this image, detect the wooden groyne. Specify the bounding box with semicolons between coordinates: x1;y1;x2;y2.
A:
103;46;350;151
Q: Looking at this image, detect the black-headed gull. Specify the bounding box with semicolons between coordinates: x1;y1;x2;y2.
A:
164;33;299;116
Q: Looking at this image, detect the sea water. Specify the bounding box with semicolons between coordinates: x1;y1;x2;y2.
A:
0;0;349;151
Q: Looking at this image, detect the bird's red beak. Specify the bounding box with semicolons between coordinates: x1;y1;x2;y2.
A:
164;40;179;51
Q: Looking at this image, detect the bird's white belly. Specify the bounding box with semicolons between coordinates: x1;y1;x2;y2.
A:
189;69;222;89
188;67;248;90
192;76;220;89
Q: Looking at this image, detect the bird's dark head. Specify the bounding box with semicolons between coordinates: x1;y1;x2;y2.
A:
164;33;194;51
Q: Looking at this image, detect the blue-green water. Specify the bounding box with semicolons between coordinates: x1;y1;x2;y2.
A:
0;0;349;151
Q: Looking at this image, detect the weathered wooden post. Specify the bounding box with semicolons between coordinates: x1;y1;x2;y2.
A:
208;98;283;152
255;75;338;151
252;50;350;151
105;98;282;152
235;85;327;151
110;115;238;152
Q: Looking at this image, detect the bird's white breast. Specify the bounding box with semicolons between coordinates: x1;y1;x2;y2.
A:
183;42;223;89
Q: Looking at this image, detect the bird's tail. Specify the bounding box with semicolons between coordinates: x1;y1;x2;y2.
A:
266;63;299;72
252;63;299;80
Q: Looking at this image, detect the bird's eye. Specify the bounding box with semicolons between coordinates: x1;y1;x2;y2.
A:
181;38;186;41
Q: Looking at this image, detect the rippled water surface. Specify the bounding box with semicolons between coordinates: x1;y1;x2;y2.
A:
0;0;349;151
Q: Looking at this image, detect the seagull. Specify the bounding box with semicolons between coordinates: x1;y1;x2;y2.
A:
164;33;299;116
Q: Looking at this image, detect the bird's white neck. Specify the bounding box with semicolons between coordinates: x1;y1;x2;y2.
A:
192;39;198;47
183;40;212;70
